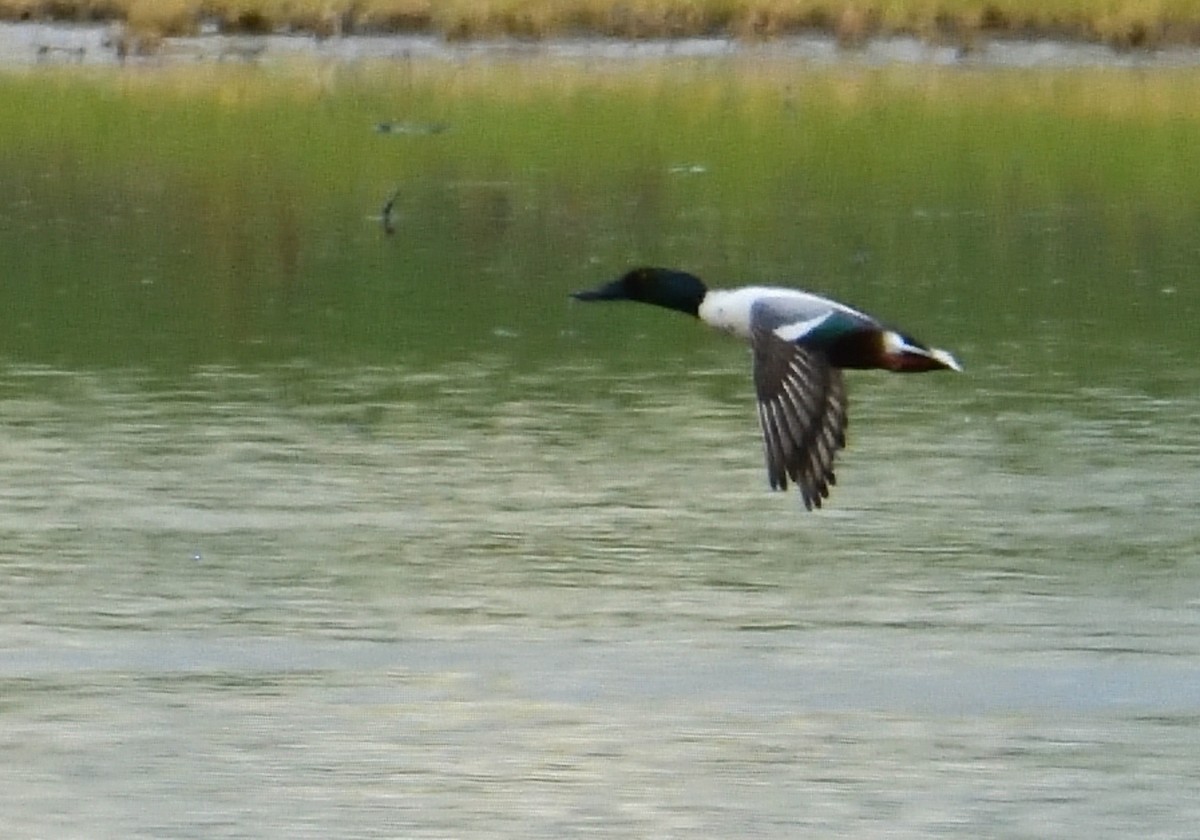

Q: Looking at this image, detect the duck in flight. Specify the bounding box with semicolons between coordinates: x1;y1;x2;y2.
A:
571;267;961;510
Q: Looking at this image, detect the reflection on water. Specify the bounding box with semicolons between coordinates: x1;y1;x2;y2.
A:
3;54;1200;838
1;363;1198;838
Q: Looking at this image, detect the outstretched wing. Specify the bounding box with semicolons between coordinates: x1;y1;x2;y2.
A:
751;328;848;510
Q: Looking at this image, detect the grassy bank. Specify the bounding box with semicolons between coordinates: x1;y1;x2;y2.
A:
6;0;1200;49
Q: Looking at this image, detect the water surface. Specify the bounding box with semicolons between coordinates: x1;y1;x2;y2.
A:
1;57;1198;838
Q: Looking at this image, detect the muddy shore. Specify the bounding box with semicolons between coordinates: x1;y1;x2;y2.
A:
8;20;1200;70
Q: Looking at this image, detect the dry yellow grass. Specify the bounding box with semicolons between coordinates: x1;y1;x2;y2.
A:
126;0;197;36
4;0;1200;47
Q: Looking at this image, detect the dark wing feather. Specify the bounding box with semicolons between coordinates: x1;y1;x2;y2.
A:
751;328;848;510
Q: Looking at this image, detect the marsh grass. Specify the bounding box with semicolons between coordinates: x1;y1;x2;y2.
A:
6;0;1200;47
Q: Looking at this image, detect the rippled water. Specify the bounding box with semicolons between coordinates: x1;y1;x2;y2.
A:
2;358;1198;839
4;53;1200;837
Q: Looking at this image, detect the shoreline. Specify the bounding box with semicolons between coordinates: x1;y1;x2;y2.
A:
9;21;1200;70
6;0;1200;51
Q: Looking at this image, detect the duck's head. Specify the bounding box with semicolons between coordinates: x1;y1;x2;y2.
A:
571;267;707;317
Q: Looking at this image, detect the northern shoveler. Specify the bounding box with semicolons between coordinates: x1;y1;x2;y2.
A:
572;267;962;510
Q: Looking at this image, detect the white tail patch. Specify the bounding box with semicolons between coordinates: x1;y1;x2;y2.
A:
884;330;963;371
882;330;911;355
930;348;963;372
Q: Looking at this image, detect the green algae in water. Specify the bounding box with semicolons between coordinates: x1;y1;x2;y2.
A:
0;60;1195;390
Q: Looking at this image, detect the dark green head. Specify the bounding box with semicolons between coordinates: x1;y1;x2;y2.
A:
571;267;707;317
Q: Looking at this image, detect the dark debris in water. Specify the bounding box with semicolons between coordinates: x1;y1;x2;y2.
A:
380;188;399;236
374;121;450;136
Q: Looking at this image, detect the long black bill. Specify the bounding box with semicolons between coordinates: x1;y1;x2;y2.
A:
570;279;625;301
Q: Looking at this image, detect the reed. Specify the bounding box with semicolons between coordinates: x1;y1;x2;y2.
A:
5;0;1200;47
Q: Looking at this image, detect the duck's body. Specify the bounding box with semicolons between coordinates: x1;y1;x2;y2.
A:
572;267;961;510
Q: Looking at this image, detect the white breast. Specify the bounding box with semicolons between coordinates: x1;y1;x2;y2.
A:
697;287;771;340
